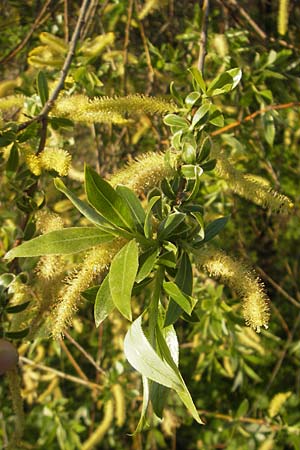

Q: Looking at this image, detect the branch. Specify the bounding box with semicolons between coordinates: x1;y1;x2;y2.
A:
0;0;53;65
197;0;210;73
211;101;300;137
17;0;91;132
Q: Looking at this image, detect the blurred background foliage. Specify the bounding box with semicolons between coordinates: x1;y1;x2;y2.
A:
0;0;300;449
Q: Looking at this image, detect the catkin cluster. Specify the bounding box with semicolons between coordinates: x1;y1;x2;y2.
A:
195;246;270;331
25;147;71;176
110;151;176;195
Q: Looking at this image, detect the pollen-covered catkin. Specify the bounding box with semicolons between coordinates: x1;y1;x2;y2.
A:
50;240;124;339
268;391;291;418
214;152;293;213
195;246;270;331
110;152;176;195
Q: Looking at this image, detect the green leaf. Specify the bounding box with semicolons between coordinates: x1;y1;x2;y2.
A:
209;105;224;127
5;328;30;339
5;227;115;260
37;71;49;106
109;239;139;321
188;67;206;93
165;252;193;326
6;143;19;174
163;114;189;130
144;196;160;239
136;248;160;283
124;315;183;391
185;91;201;107
85;165;134;231
54;178;113;231
207;68;242;96
263;112;275;147
6;301;30;314
81;285;99;303
116;185;146;230
203;216;229;243
135;376;150;433
94;275;115;326
158;212;185;241
191;103;210;128
236;399;249;418
155;325;204;423
163;282;196;315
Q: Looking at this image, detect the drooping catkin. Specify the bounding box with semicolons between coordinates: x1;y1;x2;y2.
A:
81;399;114;450
278;0;289;35
195;246;270;331
6;367;25;450
50;240;124;339
214;152;293;213
109;152;176;195
268;391;291;418
112;384;126;427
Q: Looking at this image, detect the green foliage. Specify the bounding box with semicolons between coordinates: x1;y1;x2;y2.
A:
1;1;300;449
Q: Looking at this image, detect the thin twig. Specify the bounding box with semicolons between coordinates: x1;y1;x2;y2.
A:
122;0;134;95
256;266;300;309
211;102;300;137
81;0;99;40
197;0;210;73
135;1;155;95
198;409;282;431
65;331;106;375
0;0;53;65
64;0;69;42
17;0;91;132
60;339;89;381
20;356;103;391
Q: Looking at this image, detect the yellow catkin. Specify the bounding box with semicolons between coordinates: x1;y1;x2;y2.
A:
37;377;59;403
79;32;115;58
6;367;25;450
53;94;178;124
50;240;124;339
112;384;126;427
268;391;291;418
35;210;64;234
214;152;293;214
39;148;72;176
0;95;24;111
81;399;114;450
109;152;176;195
0;79;21;97
24;150;42;176
138;0;160;19
278;0;289;35
39;32;68;54
195;246;270;331
258;439;275;450
236;327;265;355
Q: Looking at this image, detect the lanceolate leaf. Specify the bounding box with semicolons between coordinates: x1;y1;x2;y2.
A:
54;178;113;231
124;315;183;391
85;165;135;231
163;281;195;315
124;316;203;424
5;227;115;260
94;275;115;326
116;185;146;230
109;239;139;321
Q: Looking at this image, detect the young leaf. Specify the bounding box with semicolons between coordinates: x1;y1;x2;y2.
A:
6;143;19;174
158;212;186;241
109;239;139;321
5;227;115;260
136;248;160;283
206;68;242;96
94;275;115;326
203;216;229;243
188;67;206;93
85;165;135;231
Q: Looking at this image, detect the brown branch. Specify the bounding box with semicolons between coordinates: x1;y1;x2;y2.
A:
197;0;210;73
65;331;106;375
60;339;89;381
199;409;282;431
0;0;53;65
17;0;92;132
122;0;134;95
20;356;103;392
211;102;300;137
64;0;70;43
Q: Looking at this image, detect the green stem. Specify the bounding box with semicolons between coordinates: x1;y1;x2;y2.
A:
148;265;164;347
